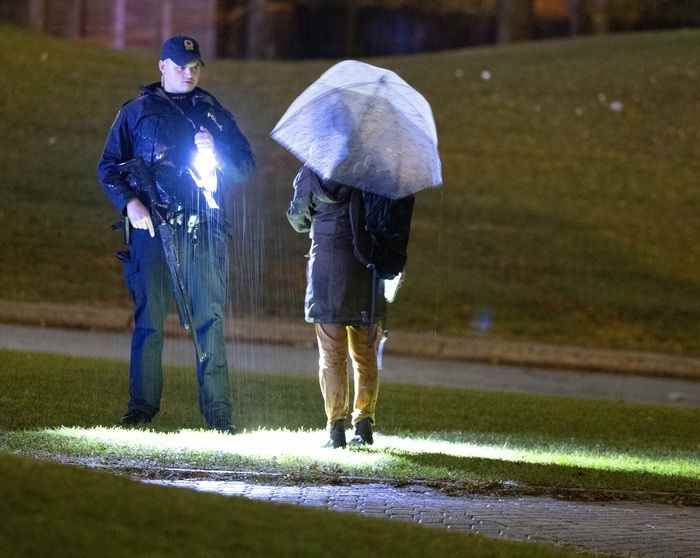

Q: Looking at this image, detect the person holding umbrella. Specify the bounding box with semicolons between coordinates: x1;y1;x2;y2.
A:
287;164;386;448
274;61;442;448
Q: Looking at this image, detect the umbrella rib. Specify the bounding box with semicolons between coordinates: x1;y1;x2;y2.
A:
381;84;438;144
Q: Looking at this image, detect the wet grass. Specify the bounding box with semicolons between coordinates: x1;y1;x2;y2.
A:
2;350;698;497
2;26;700;354
1;452;597;558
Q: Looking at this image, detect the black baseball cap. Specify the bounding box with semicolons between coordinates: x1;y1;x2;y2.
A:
160;35;204;66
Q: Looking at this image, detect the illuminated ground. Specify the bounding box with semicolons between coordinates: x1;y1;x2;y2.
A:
14;426;698;556
39;427;700;483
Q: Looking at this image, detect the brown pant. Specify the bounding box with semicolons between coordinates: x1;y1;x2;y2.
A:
315;324;380;428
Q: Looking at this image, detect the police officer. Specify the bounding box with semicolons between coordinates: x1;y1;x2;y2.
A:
97;36;255;432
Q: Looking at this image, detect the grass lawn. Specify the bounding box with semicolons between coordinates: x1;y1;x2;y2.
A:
2;350;698;499
0;452;597;558
2;26;700;354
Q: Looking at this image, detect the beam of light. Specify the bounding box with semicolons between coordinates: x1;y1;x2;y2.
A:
35;427;700;481
190;148;219;209
376;434;699;479
44;427;389;468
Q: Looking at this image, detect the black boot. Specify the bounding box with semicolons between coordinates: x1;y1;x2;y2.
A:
119;409;153;427
349;418;373;446
323;420;346;448
209;415;236;435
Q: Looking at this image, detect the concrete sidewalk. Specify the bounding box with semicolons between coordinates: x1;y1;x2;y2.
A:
2;300;700;380
3;323;700;407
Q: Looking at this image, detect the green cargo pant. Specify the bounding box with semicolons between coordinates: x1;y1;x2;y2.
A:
315;323;380;428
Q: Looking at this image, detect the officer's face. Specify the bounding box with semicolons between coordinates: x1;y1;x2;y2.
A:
159;59;202;94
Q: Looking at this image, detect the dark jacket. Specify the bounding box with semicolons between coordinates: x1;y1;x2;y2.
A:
97;82;254;224
287;165;385;325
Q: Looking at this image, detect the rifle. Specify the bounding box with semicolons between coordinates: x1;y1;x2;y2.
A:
116;157;205;364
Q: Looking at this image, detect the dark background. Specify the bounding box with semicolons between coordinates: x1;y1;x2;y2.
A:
2;0;700;61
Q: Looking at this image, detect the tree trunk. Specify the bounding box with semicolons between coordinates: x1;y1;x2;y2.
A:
160;0;173;44
497;0;533;44
567;0;581;36
246;0;269;59
113;0;126;50
67;0;85;39
590;0;609;34
28;0;46;31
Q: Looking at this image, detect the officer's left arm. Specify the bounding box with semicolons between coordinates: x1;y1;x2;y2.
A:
215;110;255;187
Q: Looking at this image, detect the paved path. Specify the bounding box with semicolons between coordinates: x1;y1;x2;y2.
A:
145;477;700;557
4;300;699;380
2;324;699;407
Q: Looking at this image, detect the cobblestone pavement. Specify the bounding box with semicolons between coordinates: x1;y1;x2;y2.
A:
146;478;700;557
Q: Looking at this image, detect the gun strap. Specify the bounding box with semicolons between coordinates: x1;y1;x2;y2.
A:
155;88;198;132
124;216;130;245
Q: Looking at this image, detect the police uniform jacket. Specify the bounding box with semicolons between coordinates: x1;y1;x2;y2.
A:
97;82;254;228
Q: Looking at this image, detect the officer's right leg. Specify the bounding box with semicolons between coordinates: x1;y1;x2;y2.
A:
122;229;169;421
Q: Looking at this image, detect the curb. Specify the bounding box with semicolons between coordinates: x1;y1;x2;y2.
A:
1;300;699;381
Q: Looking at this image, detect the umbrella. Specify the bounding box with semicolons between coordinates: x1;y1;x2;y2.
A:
271;60;442;199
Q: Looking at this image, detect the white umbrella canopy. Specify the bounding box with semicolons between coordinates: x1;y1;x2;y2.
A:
271;60;443;199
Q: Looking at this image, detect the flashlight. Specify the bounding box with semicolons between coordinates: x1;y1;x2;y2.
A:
191;145;219;209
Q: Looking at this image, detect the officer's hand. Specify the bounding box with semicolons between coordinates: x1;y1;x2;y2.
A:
126;198;155;238
194;126;215;152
